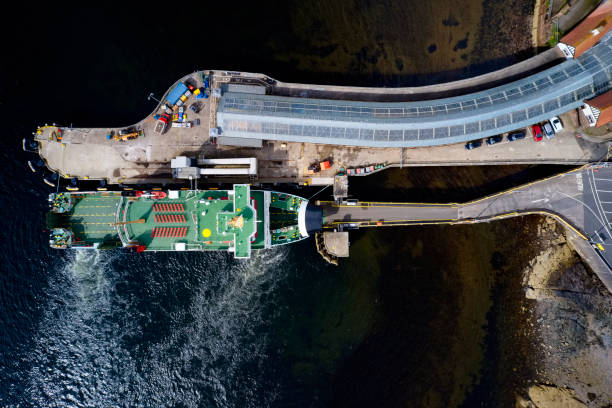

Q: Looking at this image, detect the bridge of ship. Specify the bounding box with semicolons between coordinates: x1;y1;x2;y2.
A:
217;33;612;148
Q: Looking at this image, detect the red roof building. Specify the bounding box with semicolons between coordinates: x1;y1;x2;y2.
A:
561;1;612;58
583;89;612;127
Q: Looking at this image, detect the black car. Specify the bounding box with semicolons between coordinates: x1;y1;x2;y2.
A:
485;135;503;146
465;140;482;150
507;131;526;142
189;102;201;113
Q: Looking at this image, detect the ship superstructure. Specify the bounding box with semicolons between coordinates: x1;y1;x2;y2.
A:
46;185;320;258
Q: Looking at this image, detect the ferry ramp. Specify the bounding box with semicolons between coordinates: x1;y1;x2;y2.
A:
320;164;612;292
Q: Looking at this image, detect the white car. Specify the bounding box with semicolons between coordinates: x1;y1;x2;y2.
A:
549;116;563;133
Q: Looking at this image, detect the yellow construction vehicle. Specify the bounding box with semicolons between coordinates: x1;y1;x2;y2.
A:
107;129;144;142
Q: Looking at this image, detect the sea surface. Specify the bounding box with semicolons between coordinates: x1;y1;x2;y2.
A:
0;2;558;407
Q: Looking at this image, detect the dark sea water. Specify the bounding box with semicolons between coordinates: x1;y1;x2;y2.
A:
1;2;552;407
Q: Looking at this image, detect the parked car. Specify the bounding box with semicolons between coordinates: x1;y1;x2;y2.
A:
465;140;483;150
485;135;503;146
543;122;555;139
507;131;526;141
532;124;543;142
549;116;563;133
189;102;201;113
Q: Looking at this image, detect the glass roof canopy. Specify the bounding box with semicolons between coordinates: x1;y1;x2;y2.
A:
217;34;612;147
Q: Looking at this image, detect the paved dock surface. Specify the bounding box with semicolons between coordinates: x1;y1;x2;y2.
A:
36;116;606;185
32;40;607;186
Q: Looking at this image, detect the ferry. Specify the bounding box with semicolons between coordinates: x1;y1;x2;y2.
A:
46;185;321;258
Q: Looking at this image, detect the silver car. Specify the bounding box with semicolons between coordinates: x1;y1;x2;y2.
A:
543;122;555;139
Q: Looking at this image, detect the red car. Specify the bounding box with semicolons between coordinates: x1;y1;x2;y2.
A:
532;124;543;142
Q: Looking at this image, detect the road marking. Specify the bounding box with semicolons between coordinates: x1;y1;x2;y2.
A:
531;198;549;203
587;168;612;238
576;173;583;192
595;178;612;182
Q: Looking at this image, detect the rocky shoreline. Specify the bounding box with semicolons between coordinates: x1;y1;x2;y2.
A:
517;218;612;407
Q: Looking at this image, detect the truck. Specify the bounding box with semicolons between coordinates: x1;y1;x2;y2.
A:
307;159;332;174
154;113;171;134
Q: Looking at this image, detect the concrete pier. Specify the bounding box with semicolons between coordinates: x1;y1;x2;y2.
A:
318;164;612;292
31;30;612;185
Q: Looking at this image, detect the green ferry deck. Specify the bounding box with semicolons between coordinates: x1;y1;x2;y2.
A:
47;185;318;258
